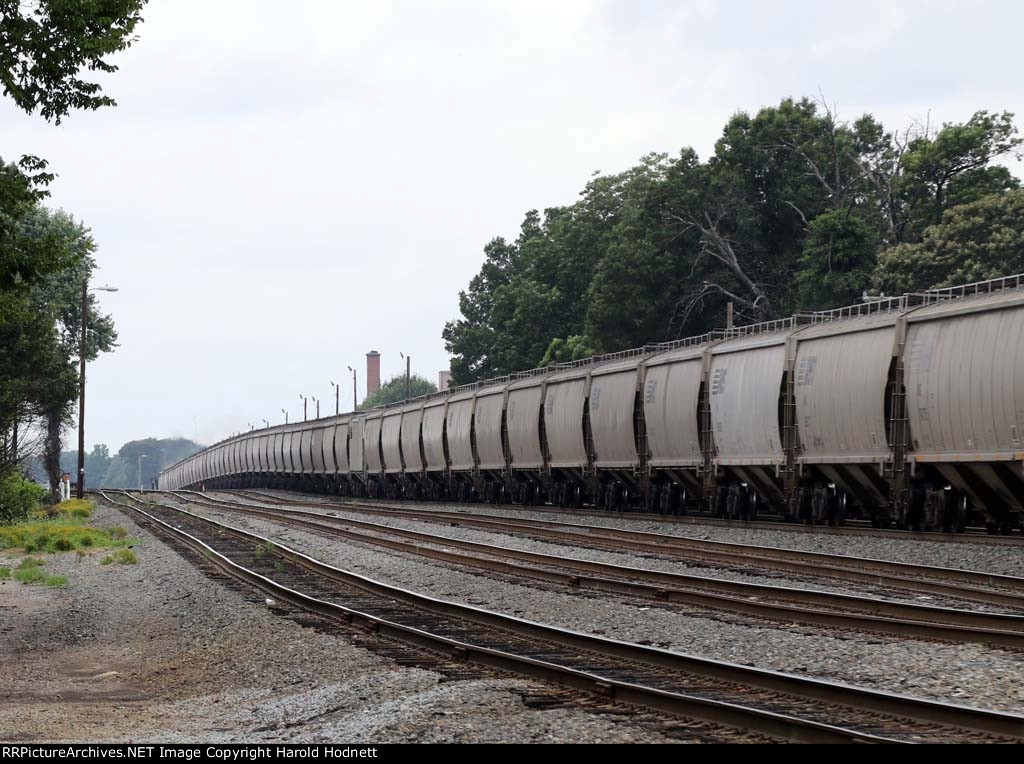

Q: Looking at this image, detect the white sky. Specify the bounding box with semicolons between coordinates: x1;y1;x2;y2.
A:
3;0;1022;461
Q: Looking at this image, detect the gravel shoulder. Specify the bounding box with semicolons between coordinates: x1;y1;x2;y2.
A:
185;497;1024;714
0;502;692;743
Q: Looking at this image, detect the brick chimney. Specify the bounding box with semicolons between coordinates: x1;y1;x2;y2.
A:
366;351;381;397
438;370;451;391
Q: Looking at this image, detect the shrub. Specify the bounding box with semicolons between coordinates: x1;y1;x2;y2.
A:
0;472;46;524
0;566;9;579
18;557;45;570
108;526;128;540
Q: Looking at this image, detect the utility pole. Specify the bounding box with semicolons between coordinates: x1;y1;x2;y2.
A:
400;352;411;401
77;281;118;499
347;366;357;411
138;454;148;492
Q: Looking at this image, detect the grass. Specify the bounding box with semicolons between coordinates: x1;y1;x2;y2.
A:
9;557;67;587
100;548;138;566
0;500;131;554
0;499;140;589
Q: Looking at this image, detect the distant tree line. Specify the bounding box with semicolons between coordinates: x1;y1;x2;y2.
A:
444;98;1023;384
26;437;203;490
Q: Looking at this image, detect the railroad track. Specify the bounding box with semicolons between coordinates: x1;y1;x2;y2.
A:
98;490;1024;743
214;489;1024;610
160;490;1024;649
235;488;1024;545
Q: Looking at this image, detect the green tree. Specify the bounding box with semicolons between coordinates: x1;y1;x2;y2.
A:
539;335;596;366
0;0;147;124
873;190;1024;294
894;111;1021;242
443;98;1022;385
360;374;437;410
0;0;145;490
23;208;117;497
797;211;877;309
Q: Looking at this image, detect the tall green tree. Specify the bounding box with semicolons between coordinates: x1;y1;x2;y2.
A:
874;190;1024;294
444;98;1021;385
0;1;143;489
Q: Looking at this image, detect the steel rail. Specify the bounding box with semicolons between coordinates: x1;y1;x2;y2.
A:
204;490;1024;609
238;488;1024;546
99;491;1024;742
164;490;1024;648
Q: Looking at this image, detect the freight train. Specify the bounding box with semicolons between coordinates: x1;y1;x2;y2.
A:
157;274;1024;534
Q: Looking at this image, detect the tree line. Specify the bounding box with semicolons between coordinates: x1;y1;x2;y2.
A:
24;437;202;490
443;99;1023;384
0;1;147;513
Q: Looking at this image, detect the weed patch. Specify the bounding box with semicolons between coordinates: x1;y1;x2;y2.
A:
100;548;138;566
13;565;68;587
0;518;125;554
0;566;9;579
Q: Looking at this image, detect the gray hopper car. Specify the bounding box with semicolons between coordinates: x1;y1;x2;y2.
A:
158;274;1024;534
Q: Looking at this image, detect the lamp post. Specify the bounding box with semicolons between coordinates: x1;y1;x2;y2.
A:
330;381;339;415
400;352;411;401
281;408;289;425
346;366;357;411
138;454;148;492
312;396;320;419
262;418;269;428
77;282;118;499
299;394;308;422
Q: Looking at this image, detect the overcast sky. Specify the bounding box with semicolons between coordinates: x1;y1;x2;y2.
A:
3;0;1022;462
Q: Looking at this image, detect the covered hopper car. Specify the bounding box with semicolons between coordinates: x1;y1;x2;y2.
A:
158;274;1024;534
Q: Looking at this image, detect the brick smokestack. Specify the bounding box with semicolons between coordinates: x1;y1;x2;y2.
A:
366;351;381;397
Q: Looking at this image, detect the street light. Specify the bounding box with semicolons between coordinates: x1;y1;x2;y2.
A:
346;366;357;411
138;454;148;492
281;408;289;425
262;418;269;428
299;394;308;422
400;352;411;401
312;396;320;419
330;381;339;415
77;282;118;499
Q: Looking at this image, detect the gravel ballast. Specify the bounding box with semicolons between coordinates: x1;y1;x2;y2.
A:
240;490;1024;577
183;497;1024;714
201;493;1023;613
1;501;707;743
